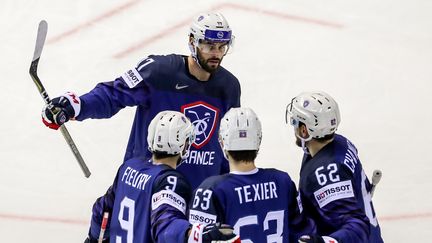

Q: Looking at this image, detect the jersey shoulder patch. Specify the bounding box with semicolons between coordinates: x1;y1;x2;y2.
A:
121;68;144;88
151;189;187;214
120;54;164;88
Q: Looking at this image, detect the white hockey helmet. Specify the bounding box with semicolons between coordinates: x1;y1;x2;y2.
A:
286;92;341;139
219;107;262;151
147;111;195;159
189;13;234;57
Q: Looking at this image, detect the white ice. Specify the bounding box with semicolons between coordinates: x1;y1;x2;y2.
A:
1;0;431;242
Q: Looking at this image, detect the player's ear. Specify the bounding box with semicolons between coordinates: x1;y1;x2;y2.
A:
299;124;309;138
189;35;195;46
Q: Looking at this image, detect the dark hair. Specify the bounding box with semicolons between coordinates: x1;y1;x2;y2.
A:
153;151;178;160
227;150;258;162
299;121;335;142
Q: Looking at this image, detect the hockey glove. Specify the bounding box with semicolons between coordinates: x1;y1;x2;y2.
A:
299;235;338;243
84;236;109;243
42;92;81;130
187;223;240;243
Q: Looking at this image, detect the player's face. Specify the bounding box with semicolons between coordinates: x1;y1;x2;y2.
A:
196;41;228;73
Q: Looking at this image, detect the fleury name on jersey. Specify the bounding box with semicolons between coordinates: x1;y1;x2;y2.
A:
234;181;278;204
121;166;152;190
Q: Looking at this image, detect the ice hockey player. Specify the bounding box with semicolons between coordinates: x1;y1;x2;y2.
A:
41;13;240;190
189;107;317;242
285;91;384;243
84;111;240;243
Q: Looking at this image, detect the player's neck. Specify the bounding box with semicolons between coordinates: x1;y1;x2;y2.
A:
152;156;178;169
188;56;211;81
307;139;333;157
229;160;256;172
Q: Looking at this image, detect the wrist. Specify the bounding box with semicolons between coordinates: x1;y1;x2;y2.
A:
62;92;81;117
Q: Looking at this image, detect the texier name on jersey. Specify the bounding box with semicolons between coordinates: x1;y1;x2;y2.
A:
234;181;278;204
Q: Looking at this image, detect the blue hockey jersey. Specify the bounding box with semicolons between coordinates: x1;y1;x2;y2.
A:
88;158;192;243
76;54;241;190
299;134;384;242
188;168;316;242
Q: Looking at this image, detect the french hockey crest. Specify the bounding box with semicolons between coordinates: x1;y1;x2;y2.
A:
181;101;219;149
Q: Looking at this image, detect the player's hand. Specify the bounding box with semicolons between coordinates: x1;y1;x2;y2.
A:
42;92;81;130
187;223;240;243
299;235;338;243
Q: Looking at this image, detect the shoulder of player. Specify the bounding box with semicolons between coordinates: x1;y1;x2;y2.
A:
153;167;191;191
154;166;188;183
136;54;182;71
118;157;150;173
119;54;180;89
304;137;355;171
259;168;293;183
331;134;362;174
214;66;240;86
196;174;231;191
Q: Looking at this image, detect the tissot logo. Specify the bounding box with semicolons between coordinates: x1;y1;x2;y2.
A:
313;180;354;208
181;101;219;149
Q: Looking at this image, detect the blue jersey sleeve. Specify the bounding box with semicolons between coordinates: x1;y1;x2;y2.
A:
77;57;155;120
88;174;119;240
150;170;192;243
286;180;317;241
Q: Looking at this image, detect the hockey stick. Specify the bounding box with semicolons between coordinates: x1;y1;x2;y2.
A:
370;169;382;197
98;212;109;243
29;20;91;178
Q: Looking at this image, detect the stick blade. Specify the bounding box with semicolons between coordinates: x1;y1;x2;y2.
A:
32;20;48;62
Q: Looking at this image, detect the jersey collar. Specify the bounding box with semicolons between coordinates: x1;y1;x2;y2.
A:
230;168;259;175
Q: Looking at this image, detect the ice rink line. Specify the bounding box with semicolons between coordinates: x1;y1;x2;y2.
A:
42;1;344;58
46;0;140;45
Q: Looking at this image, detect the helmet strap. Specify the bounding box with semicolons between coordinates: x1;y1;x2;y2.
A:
300;137;310;155
296;128;312;155
189;39;204;69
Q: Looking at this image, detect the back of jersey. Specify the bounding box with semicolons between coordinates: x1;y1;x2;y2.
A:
189;168;313;243
299;134;383;242
110;158;165;243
